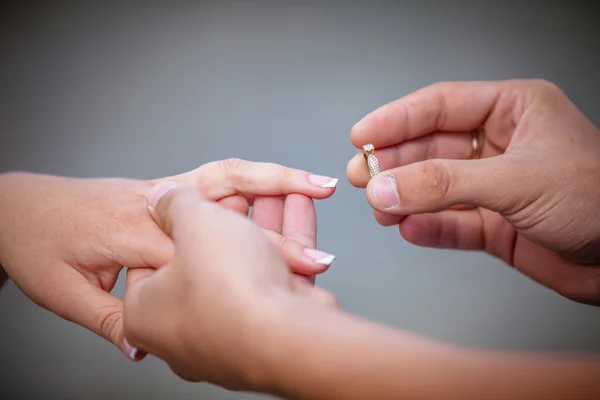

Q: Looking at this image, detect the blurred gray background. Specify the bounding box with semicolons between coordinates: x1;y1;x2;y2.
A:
0;1;598;399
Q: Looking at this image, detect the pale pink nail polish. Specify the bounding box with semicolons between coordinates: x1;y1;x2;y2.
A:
123;337;138;361
304;248;336;266
308;175;339;188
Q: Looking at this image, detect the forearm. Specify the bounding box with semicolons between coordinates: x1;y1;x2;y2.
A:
258;301;600;400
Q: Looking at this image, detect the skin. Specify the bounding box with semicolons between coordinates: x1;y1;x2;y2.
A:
125;181;600;400
0;159;338;360
347;79;600;305
124;79;600;399
3;79;600;398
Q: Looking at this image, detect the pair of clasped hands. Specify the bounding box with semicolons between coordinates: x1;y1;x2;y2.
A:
1;80;600;399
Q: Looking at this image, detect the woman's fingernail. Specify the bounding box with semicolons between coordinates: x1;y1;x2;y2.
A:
148;181;179;211
371;175;400;209
304;248;336;266
309;175;339;188
123;337;138;361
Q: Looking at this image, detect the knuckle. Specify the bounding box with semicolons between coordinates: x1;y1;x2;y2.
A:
530;79;563;101
285;231;314;248
219;158;247;186
530;78;559;92
97;304;123;344
279;164;292;183
419;160;452;202
269;162;292;187
274;234;289;253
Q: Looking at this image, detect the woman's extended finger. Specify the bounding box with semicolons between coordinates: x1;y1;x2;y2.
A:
250;194;334;278
350;81;501;150
284;194;332;284
155;158;338;202
283;194;318;249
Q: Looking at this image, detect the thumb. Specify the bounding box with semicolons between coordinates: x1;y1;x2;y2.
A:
366;157;541;215
54;269;145;361
147;181;208;240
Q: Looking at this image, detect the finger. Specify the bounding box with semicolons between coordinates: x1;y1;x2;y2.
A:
251;196;285;234
347;131;473;188
218;195;250;216
283;194;328;283
147;181;210;242
261;229;334;276
374;210;407;227
123;265;177;359
512;238;600;306
122;268;152;361
399;210;485;250
157;158;339;201
365;156;542;216
54;268;145;361
149;182;280;266
351;81;501;149
283;194;317;248
126;268;155;290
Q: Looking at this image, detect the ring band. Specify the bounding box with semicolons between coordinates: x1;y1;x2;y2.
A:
471;128;483;159
363;143;381;177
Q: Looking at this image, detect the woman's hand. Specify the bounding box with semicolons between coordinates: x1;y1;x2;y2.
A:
0;159;338;359
124;183;338;390
347;80;600;305
126;182;600;400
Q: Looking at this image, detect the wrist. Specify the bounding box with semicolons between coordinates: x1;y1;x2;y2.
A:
240;291;312;394
250;296;600;400
246;293;470;400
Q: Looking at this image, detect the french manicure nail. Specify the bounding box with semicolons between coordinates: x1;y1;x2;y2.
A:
123;337;138;361
308;175;339;188
304;248;336;266
148;181;179;211
129;347;138;360
371;175;400;209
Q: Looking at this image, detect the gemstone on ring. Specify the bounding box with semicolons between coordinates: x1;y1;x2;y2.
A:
362;143;380;177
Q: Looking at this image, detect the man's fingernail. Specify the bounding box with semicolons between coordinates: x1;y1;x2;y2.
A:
304;248;336;266
308;175;339;188
123;337;138;361
148;181;179;211
371;175;400;209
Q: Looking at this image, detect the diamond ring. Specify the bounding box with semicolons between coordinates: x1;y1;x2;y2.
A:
362;143;381;177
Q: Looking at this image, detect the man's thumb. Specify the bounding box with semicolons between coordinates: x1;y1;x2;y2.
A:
366;157;538;215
